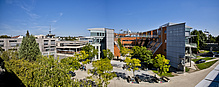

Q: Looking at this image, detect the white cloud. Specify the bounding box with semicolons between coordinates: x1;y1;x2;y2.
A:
51;20;57;23
60;13;63;16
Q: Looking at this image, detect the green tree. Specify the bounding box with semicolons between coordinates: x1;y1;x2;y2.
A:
0;35;11;38
152;54;170;75
198;30;207;48
216;35;219;44
191;30;200;51
124;57;141;77
4;54;83;86
131;46;153;68
88;58;116;87
208;34;216;43
102;49;114;60
131;46;141;57
117;38;123;49
18;30;41;61
120;47;133;57
82;43;98;60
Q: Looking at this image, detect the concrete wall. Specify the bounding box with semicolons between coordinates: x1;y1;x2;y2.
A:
166;23;185;70
106;29;114;55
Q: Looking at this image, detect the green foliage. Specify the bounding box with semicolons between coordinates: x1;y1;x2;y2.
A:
196;60;218;70
82;43;98;60
120;47;133;57
103;49;114;60
131;46;141;57
131;46;153;65
216;35;219;44
4;53;82;86
0;35;11;38
124;57;141;76
88;58;116;87
117;38;123;49
18;31;41;61
152;54;170;75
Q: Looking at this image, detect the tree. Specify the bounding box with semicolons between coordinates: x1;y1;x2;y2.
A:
18;31;41;61
198;30;207;48
102;49;114;60
0;35;11;38
120;47;132;57
82;43;98;60
88;58;116;87
208;34;216;43
117;38;123;49
152;54;170;75
4;54;83;86
131;46;141;57
131;46;153;67
191;30;200;51
124;57;141;77
216;35;219;44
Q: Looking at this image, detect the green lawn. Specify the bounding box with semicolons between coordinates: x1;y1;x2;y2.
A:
196;60;218;70
200;50;209;53
196;56;202;58
192;57;215;63
185;67;190;72
152;70;174;77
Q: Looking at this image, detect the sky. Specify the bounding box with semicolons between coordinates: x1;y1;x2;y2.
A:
0;0;219;37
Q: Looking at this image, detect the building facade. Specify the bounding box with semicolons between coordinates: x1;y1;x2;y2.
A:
115;22;197;70
88;28;114;57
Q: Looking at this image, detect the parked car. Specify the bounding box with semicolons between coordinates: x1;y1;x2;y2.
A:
195;59;206;64
68;71;76;77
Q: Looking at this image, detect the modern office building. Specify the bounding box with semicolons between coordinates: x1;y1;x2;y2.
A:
35;34;58;57
88;28;114;57
115;22;197;70
56;40;101;60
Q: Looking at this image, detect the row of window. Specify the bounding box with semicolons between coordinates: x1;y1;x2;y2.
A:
91;32;105;36
0;40;17;42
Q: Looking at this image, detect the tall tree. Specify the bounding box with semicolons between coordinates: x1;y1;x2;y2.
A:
131;46;153;67
18;31;41;61
82;43;98;60
124;57;141;77
88;58;116;87
191;30;200;51
117;38;123;49
216;35;219;44
120;47;133;57
102;49;114;60
152;54;170;75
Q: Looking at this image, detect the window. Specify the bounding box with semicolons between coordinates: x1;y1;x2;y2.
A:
51;40;55;45
0;44;4;47
164;30;167;33
9;40;17;42
91;32;97;36
10;43;17;47
0;40;4;42
97;32;99;36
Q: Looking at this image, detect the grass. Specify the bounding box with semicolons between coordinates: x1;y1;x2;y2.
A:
192;57;215;63
152;70;174;77
199;50;209;53
185;67;190;72
196;56;202;58
196;60;218;70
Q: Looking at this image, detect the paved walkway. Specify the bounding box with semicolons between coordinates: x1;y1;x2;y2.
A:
109;61;219;87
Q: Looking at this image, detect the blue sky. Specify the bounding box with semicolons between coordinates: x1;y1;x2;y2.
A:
0;0;219;36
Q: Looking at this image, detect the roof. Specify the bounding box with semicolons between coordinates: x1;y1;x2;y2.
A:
87;28;114;31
